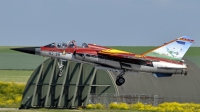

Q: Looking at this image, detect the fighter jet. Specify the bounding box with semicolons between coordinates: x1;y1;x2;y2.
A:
11;36;194;86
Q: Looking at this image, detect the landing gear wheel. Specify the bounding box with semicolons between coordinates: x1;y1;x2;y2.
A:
116;77;125;86
116;80;121;86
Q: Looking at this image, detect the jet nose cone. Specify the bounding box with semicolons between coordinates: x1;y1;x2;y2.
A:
11;47;40;55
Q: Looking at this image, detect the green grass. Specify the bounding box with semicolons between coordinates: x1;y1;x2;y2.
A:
0;70;33;83
185;47;200;56
0;53;45;70
0;46;23;53
0;46;44;69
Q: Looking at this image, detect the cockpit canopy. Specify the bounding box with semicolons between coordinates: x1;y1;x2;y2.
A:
44;40;88;48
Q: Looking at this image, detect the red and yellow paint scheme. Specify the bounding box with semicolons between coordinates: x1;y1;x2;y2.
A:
12;36;194;86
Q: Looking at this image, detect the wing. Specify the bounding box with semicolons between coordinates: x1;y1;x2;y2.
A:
98;49;184;66
97;48;145;60
97;36;194;64
87;43;144;59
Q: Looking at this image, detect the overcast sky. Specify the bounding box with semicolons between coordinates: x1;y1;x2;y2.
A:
0;0;199;46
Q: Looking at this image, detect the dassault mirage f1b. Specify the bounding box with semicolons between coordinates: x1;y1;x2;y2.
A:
12;36;194;86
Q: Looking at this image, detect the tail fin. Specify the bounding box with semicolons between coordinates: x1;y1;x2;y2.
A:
143;36;194;61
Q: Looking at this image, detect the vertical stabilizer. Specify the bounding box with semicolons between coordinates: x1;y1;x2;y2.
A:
143;36;194;61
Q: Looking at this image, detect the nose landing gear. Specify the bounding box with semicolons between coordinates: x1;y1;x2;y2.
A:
57;59;66;77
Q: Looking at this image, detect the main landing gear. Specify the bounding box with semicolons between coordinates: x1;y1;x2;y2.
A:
116;69;127;86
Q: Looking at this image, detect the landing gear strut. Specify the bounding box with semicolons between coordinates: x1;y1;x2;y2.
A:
116;69;127;86
57;59;65;77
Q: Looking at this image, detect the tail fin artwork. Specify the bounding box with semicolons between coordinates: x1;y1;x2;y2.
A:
143;36;194;61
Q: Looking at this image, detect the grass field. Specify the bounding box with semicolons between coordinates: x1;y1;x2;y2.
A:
0;70;33;83
0;46;45;70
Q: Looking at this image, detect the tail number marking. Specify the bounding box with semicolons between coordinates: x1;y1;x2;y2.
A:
49;52;60;56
